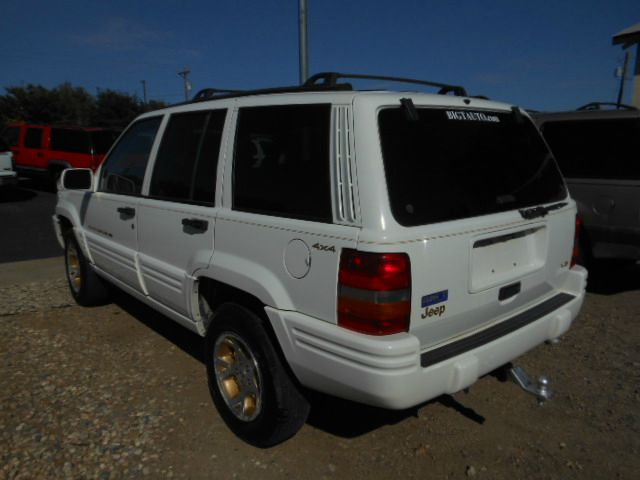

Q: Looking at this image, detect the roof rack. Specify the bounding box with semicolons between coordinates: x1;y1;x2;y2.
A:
188;71;468;104
189;82;351;104
304;72;468;97
191;88;245;102
577;102;638;111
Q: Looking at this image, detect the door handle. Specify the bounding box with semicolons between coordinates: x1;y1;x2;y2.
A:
117;207;135;218
182;218;208;233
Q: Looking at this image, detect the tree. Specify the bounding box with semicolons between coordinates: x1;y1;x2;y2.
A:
52;83;95;125
92;90;143;129
0;83;166;130
1;84;57;125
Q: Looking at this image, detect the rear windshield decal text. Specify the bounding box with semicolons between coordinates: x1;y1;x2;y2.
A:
445;111;500;123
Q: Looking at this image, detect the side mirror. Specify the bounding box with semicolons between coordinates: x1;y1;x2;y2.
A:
60;168;93;190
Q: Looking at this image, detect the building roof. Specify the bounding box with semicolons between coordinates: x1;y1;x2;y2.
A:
613;22;640;48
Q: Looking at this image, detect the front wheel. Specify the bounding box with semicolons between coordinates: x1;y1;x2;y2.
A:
205;303;309;447
64;230;109;306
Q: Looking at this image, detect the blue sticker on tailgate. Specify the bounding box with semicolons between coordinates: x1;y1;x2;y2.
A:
421;290;448;308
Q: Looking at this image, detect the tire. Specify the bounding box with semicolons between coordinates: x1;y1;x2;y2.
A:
204;303;310;447
63;230;109;306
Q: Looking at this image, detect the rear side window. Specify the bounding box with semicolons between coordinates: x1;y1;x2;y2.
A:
99;117;162;195
50;128;91;154
24;128;44;149
540;118;640;180
150;110;226;204
379;107;567;226
1;127;20;147
233;104;332;222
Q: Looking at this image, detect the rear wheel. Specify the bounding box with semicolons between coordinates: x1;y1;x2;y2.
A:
64;230;109;306
205;303;309;447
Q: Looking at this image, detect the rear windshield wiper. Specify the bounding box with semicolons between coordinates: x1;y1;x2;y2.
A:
508;153;554;197
519;202;567;220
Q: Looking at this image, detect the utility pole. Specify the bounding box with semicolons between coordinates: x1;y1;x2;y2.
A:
178;68;192;101
616;52;630;107
299;0;309;84
141;80;148;105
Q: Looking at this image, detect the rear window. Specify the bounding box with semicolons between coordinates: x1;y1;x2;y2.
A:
379;107;566;226
539;118;640;180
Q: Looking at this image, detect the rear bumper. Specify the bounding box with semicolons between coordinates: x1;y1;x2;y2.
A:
267;266;587;409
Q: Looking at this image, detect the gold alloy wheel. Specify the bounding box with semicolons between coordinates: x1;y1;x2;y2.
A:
66;243;82;294
214;333;263;422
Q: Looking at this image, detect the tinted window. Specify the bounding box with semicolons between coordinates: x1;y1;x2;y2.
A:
24;128;44;149
91;130;120;154
99;117;162;195
379;108;566;226
1;127;20;147
50;128;91;154
150;110;226;204
540;118;640;180
233;104;332;222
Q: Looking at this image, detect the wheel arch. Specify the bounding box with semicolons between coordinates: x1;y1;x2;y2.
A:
196;276;271;334
54;204;92;262
194;275;300;385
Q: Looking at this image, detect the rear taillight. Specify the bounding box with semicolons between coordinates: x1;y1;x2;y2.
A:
338;249;411;335
570;215;581;268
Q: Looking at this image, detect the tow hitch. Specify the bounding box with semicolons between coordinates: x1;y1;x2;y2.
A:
507;365;553;404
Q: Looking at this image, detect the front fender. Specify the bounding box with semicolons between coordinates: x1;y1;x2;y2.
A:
55;190;94;261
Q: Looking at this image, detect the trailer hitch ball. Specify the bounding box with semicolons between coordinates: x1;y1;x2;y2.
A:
508;365;554;405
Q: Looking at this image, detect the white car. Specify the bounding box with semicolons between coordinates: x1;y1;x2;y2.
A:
53;73;587;447
0;144;17;187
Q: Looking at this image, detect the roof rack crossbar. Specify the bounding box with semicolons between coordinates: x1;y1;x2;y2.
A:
577;102;638;111
188;82;352;104
192;88;245;102
304;72;468;97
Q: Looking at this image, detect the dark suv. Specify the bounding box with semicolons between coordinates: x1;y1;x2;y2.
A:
1;124;120;182
534;104;640;265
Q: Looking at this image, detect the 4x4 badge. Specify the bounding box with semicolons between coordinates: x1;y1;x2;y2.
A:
312;243;335;253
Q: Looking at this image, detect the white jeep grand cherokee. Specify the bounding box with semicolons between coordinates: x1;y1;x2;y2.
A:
53;73;587;447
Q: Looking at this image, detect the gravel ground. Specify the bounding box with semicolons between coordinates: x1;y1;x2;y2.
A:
1;265;639;479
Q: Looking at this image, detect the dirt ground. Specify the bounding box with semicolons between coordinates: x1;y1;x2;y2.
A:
1;264;639;479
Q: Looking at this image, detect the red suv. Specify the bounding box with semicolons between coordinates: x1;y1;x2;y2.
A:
1;124;120;181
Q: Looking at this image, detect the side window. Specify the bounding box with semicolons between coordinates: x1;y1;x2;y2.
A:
99;117;162;195
543;118;640;180
233;104;332;222
1;127;20;147
50;128;91;154
149;109;226;204
24;128;44;149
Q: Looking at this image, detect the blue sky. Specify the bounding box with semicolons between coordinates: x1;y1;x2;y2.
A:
1;0;638;110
